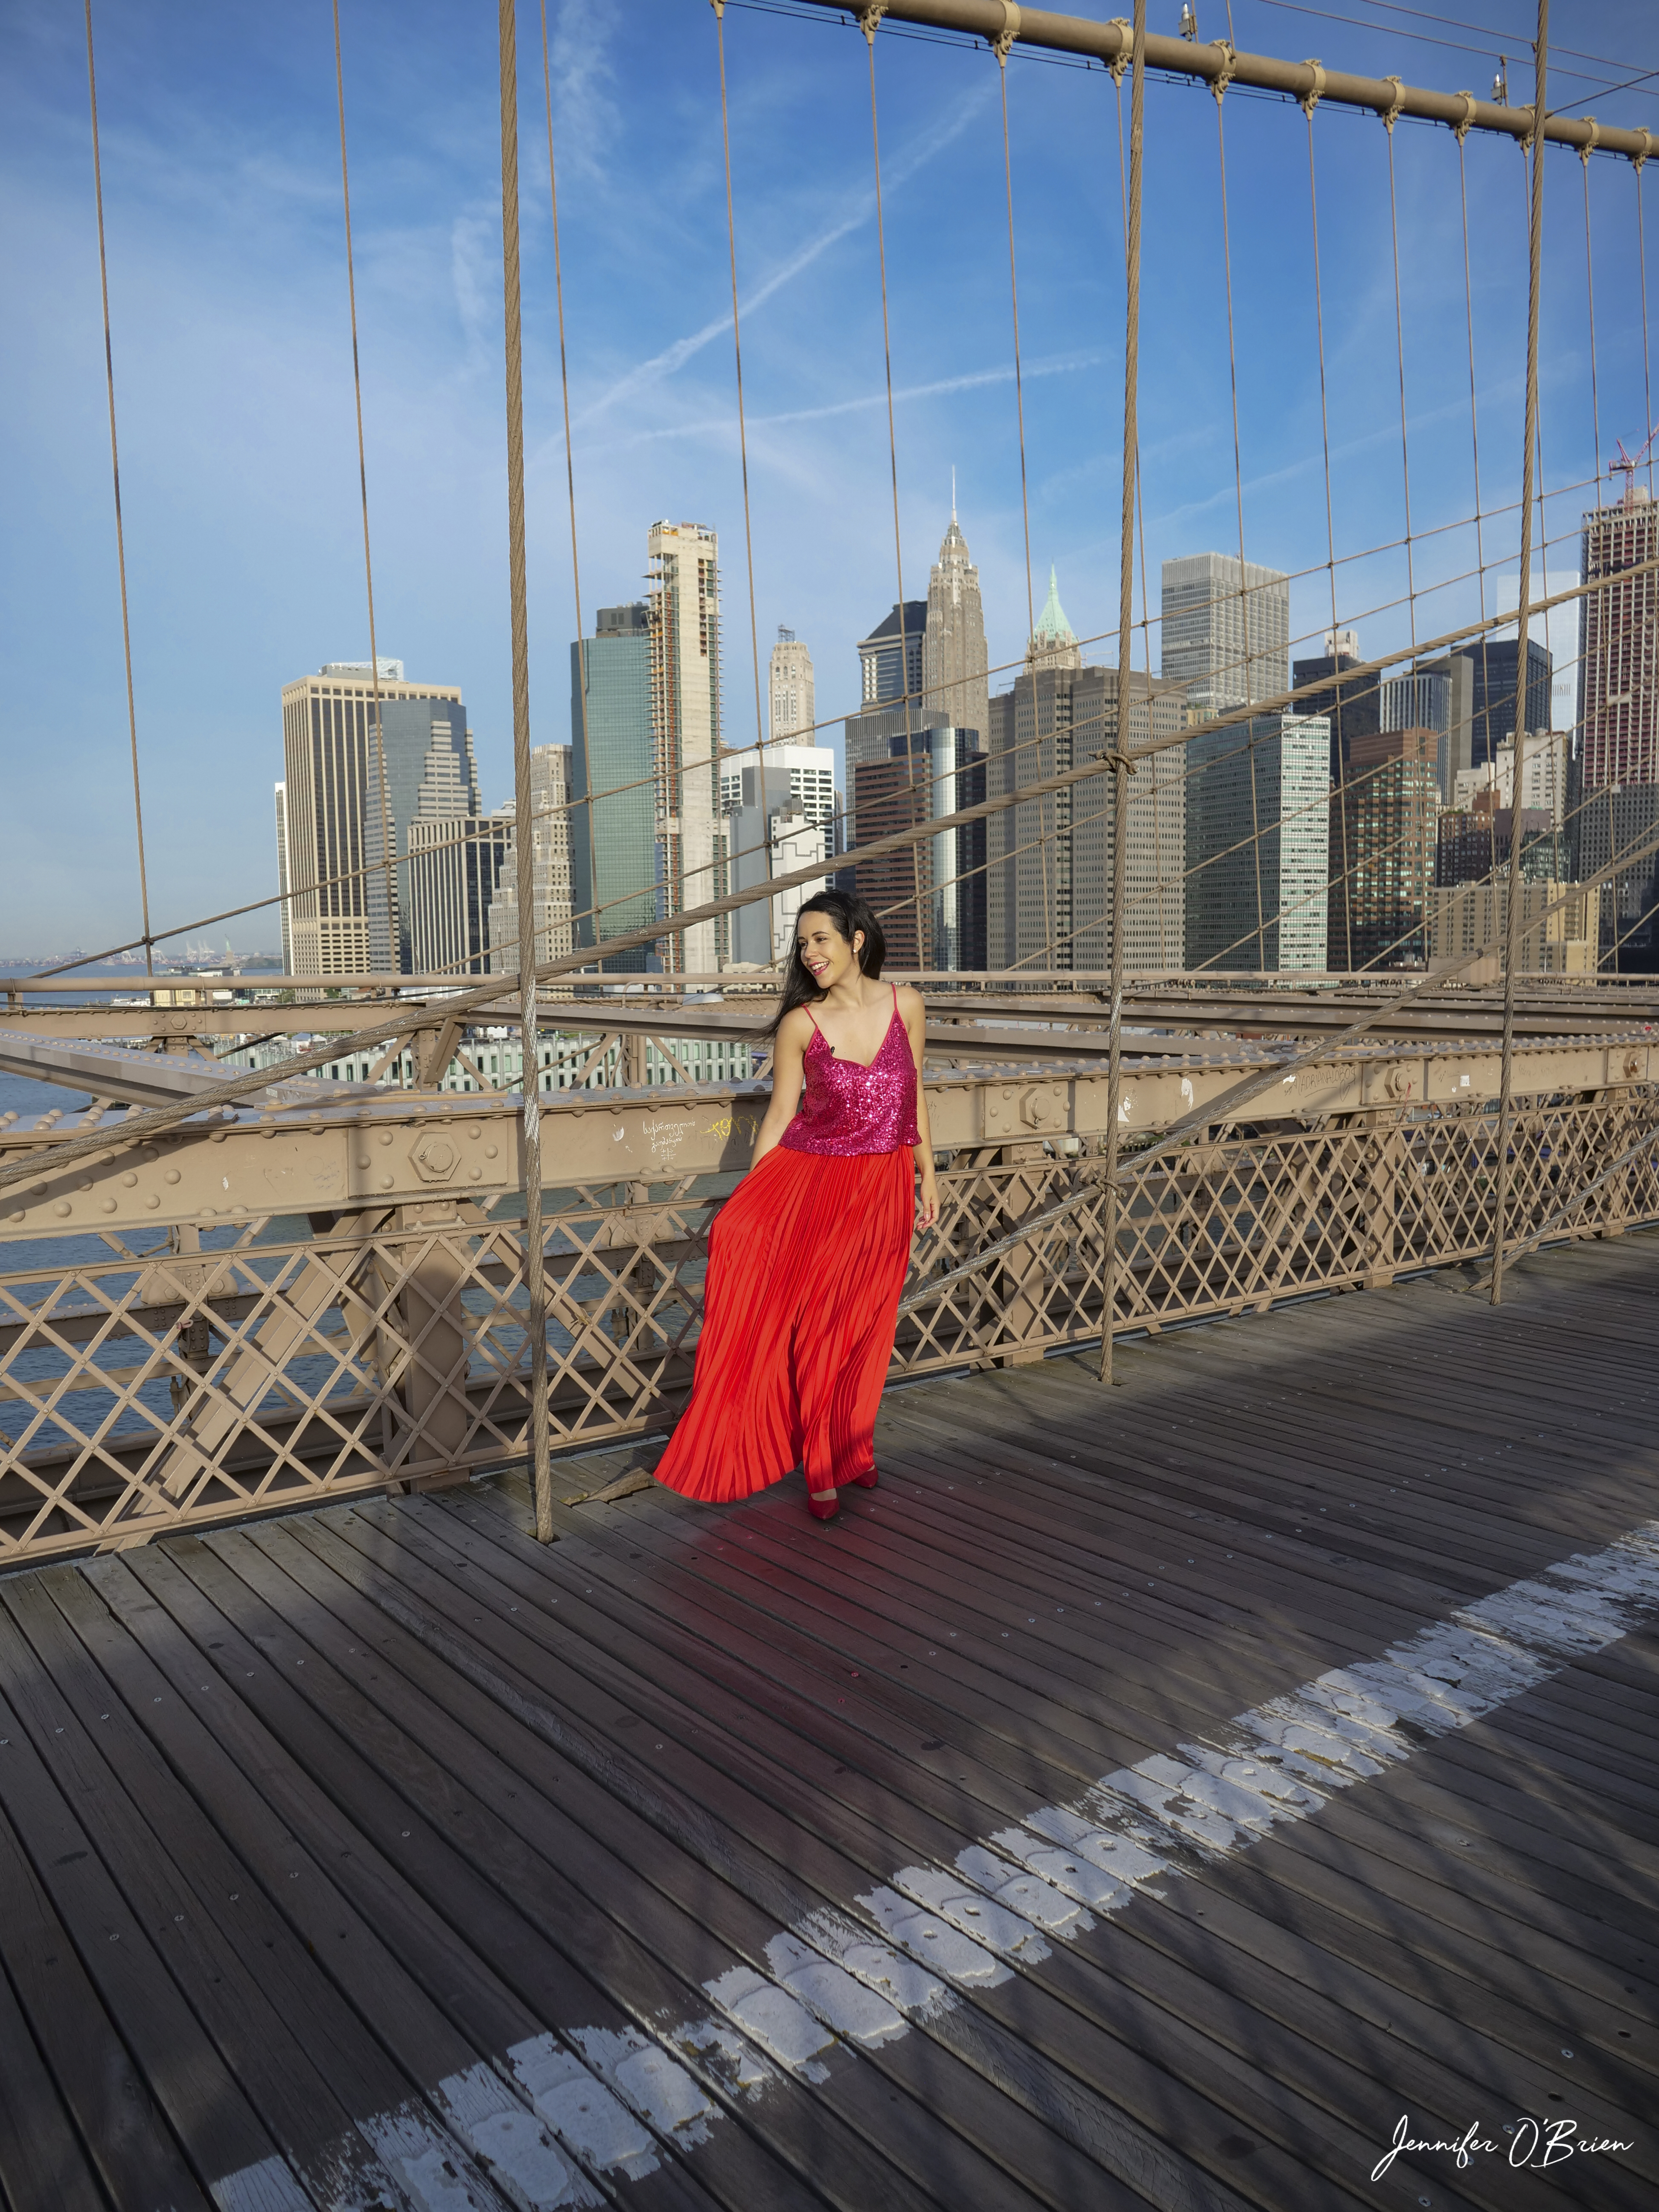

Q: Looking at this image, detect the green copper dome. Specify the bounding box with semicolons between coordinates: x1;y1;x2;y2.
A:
1034;565;1074;641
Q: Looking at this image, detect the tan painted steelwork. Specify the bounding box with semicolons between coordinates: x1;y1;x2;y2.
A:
0;1054;1655;1567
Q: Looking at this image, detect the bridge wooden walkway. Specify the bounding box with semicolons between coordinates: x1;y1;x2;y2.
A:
0;1234;1655;2212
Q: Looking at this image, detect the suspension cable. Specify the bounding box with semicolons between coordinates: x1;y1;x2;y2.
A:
999;37;1051;954
860;9;924;961
1640;161;1655;501
539;0;600;993
495;0;553;1537
998;50;1037;648
331;0;395;983
1384;118;1419;668
1101;0;1145;1386
1457;128;1493;805
1582;146;1603;498
713;0;771;955
83;0;154;976
1491;0;1550;1307
1306;105;1356;972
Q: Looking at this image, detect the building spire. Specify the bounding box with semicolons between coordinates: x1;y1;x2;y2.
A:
951;464;957;524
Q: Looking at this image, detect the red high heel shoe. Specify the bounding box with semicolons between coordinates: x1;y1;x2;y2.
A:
846;1467;879;1490
806;1489;839;1521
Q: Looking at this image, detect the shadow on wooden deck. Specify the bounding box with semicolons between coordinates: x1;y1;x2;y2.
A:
0;1235;1656;2212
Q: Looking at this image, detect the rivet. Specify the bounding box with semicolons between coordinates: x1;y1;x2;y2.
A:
101;1199;117;1214
53;1201;71;1218
122;1172;137;1187
146;1195;160;1210
165;1169;181;1185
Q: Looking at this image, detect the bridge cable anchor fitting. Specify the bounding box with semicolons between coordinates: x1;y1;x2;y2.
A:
1299;60;1325;119
1579;116;1600;166
1105;17;1131;86
1452;90;1478;144
1208;39;1237;106
857;1;887;45
991;0;1021;67
1378;74;1405;134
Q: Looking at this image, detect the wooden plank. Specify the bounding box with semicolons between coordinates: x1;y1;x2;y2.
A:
417;1490;1659;2208
0;1674;292;2208
256;1513;1194;2212
36;1563;704;2212
121;1540;820;2212
0;1876;116;2212
0;1587;448;2212
291;1502;1478;2212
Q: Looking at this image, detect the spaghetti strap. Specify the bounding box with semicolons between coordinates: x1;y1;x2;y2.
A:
803;1004;824;1037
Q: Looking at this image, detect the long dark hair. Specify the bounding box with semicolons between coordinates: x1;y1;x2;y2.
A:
764;888;887;1039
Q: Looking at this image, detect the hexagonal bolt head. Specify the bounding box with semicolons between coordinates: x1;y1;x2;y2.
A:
410;1134;460;1184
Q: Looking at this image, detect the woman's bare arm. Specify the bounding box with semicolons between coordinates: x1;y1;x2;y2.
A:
899;986;938;1229
750;1008;812;1168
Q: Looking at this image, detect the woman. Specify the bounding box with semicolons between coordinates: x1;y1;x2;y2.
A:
652;889;937;1520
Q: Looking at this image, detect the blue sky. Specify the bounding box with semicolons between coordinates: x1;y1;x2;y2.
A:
3;0;1656;957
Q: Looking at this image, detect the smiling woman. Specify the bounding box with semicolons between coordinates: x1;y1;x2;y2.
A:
652;889;937;1520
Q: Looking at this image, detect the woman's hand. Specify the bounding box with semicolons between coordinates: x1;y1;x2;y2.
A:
916;1160;939;1231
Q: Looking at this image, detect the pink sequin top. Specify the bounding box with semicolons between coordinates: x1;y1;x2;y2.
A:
778;986;921;1157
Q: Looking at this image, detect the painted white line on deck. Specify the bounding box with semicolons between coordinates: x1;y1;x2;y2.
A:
216;1519;1659;2205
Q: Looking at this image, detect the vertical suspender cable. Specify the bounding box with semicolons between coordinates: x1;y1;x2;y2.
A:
1214;91;1266;968
83;0;154;976
1639;165;1655;503
713;0;771;960
1306;113;1355;973
1100;0;1144;1388
497;0;553;1535
332;1;394;987
1115;68;1162;966
861;8;923;966
1385;124;1418;670
1458;132;1491;836
999;52;1038;654
1490;0;1549;1309
1582;153;1603;497
539;0;600;986
999;40;1051;960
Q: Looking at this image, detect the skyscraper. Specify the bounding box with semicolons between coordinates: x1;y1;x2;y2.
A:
274;783;291;972
922;508;988;742
1574;489;1659;966
278;660;469;978
986;581;1186;974
857;601;927;709
1161;552;1290;716
409;811;512;977
571;602;656;973
1471;636;1553;770
1328;726;1439;970
1293;632;1380;783
488;744;575;975
648;521;723;972
1578;488;1659;788
768;627;815;744
1186;714;1329;972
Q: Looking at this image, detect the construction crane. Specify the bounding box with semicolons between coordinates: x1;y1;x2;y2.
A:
1610;425;1659;506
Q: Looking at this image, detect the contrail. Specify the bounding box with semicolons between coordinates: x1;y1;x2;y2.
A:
594;352;1102;452
574;83;996;427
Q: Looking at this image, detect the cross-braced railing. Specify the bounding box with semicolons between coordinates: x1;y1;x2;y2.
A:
2;1081;1652;1567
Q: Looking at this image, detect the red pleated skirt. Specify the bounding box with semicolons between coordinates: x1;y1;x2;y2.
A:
653;1144;915;1502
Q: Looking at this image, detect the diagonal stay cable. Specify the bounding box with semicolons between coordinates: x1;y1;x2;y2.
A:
331;0;395;974
540;0;601;981
12;556;1659;1193
83;0;154;976
896;852;1659;1318
713;0;771;888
